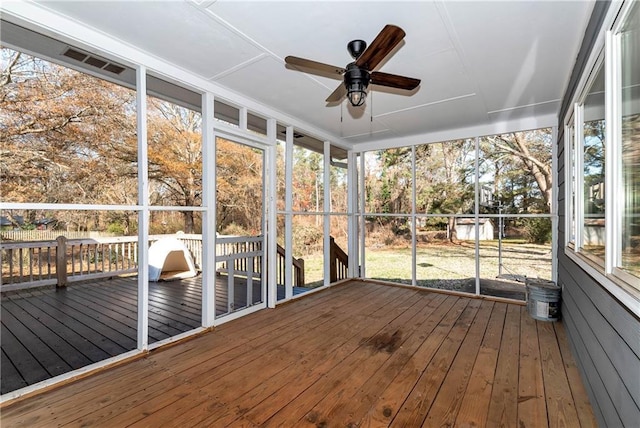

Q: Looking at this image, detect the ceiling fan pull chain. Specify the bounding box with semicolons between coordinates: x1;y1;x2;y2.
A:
371;91;374;123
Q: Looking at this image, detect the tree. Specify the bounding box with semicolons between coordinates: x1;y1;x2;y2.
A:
1;48;139;231
481;129;553;213
415;140;475;240
147;99;202;232
216;139;263;234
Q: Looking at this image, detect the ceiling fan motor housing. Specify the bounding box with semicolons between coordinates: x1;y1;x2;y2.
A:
345;63;370;84
347;39;367;60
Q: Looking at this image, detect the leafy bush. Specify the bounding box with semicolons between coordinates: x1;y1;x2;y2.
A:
107;222;125;235
523;218;552;244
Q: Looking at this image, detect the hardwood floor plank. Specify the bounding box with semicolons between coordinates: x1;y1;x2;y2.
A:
288;292;442;427
64;369;189;428
0;283;364;420
1;303;79;374
0;359;159;425
554;322;598;428
0;349;28;394
0;283;597;428
518;307;547;428
36;288;141;342
33;292;137;350
6;294;111;363
160;287;400;427
421;299;494;427
139;286;414;427
20;283;388;427
538;320;581;428
149;281;378;369
389;298;482;427
454;302;507;428
76;285;197;333
258;289;423;427
485;304;521;427
318;294;451;427
359;296;466;427
60;287;170;341
1;316;51;387
88;277;203;326
6;291;128;357
88;285;413;427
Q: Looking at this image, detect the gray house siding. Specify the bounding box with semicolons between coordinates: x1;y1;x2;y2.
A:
557;2;640;427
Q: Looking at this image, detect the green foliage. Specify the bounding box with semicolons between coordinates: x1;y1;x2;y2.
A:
106;222;125;235
22;222;36;231
523;218;552;244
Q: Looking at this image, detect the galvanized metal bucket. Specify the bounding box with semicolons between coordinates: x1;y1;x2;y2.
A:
526;279;561;321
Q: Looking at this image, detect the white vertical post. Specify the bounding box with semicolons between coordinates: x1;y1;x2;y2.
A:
136;66;149;350
201;92;216;327
323;141;331;286
411;145;417;286
239;106;248;131
359;153;366;278
285;127;294;299
551;125;559;283
347;150;358;278
266;119;278;307
474;137;480;296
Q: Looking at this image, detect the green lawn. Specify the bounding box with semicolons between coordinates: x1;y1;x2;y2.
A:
301;239;552;289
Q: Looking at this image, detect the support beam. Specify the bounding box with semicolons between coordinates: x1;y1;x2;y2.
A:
136;65;149;350
266;118;278;308
202;92;216;327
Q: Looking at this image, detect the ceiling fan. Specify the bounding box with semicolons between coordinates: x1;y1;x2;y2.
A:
285;24;420;107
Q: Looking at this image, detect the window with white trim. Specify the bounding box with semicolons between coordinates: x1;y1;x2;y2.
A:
566;1;640;292
579;62;606;264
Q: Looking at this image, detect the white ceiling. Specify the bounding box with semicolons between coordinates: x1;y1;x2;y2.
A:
7;0;594;148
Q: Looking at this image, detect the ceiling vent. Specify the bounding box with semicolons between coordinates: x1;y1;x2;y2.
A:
62;47;126;75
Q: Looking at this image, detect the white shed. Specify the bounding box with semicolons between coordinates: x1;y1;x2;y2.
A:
455;218;495;241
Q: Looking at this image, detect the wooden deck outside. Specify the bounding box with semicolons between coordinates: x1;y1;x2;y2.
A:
1;275;312;395
1;280;596;427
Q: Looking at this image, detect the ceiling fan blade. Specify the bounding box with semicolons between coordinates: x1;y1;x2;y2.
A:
326;84;347;103
285;56;345;78
370;71;420;90
355;25;405;71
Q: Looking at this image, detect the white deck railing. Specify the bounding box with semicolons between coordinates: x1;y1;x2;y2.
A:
0;234;206;292
1;233;300;293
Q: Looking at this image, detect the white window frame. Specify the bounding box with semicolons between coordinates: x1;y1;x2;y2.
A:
564;111;576;248
563;0;640;317
575;53;605;267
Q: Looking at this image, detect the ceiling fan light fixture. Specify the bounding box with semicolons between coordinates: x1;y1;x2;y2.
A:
347;82;367;107
345;63;370;107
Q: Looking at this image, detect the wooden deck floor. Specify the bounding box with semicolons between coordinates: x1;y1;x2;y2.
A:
1;275;312;395
1;280;596;427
